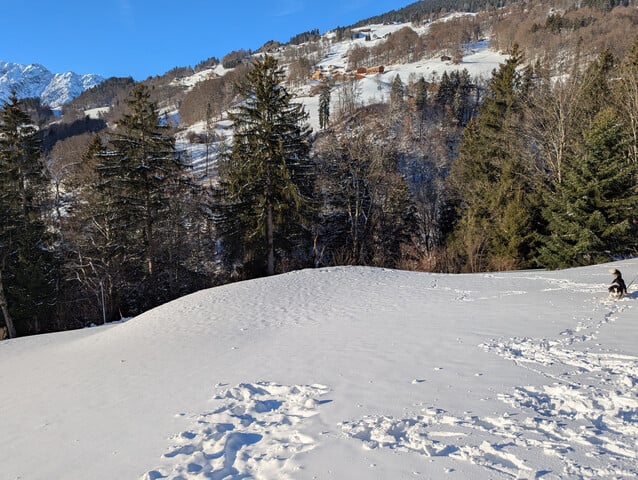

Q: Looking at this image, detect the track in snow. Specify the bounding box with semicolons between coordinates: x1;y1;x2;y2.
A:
341;285;638;479
141;382;330;480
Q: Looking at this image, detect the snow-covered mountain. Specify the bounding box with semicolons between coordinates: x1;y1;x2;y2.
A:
0;61;104;108
1;261;637;479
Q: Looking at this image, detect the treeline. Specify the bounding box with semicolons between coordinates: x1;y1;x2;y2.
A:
1;83;218;339
63;76;135;118
352;40;638;273
2;37;638;339
444;40;638;271
351;0;637;29
350;0;518;27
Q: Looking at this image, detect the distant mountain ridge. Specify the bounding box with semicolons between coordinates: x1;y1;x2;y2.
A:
0;61;104;108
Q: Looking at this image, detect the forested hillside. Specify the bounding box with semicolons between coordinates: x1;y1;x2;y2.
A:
2;0;638;338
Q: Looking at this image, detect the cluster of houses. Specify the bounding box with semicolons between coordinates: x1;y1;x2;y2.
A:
310;64;386;83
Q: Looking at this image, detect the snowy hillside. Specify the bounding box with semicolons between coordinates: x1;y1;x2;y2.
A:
0;61;104;107
178;18;508;177
1;261;637;479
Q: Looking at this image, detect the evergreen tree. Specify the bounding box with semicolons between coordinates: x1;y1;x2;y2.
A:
448;45;538;271
90;84;196;315
390;74;405;113
574;49;616;133
319;83;331;130
434;69;475;125
61;134;114;323
0;93;55;337
413;76;429;141
415;76;428;119
436;71;453;112
451;69;473;126
538;107;638;268
216;55;314;277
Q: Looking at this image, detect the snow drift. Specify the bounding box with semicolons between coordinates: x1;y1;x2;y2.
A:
1;262;637;479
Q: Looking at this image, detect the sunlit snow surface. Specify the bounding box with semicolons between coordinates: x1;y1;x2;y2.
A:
1;260;637;479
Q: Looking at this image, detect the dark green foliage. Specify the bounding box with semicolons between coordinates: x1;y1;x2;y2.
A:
415;77;428;117
449;45;538;271
537;107;638;268
85;85;202;317
215;55;314;277
534;48;638;269
0;93;56;337
289;29;321;45
575;50;616;132
436;69;475;125
532;13;597;34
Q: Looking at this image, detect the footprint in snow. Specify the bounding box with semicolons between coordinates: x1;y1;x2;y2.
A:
141;382;330;480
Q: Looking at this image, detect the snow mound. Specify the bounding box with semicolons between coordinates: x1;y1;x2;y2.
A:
1;264;637;479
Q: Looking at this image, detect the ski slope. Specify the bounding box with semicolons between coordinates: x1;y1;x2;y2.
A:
1;260;637;479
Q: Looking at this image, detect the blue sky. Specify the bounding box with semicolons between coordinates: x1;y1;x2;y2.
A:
0;0;413;80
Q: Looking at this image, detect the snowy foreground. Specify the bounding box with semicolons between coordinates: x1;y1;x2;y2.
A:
1;262;638;479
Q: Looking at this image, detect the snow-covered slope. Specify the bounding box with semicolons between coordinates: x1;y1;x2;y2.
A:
179;19;509;177
0;61;104;107
1;261;637;479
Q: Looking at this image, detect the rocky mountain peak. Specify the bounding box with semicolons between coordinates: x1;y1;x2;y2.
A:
0;61;104;108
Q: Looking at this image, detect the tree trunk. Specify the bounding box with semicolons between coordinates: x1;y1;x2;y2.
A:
0;270;16;339
145;189;155;276
266;203;275;276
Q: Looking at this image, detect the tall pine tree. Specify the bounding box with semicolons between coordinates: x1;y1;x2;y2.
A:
448;45;537;271
538;107;638;268
90;85;196;315
0;93;55;337
215;55;314;277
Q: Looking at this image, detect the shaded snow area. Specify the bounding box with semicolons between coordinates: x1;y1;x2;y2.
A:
1;261;638;479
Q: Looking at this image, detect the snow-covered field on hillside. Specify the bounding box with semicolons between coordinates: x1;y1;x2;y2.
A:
179;18;509;178
1;260;637;479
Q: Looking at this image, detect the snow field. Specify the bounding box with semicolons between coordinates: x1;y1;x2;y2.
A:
1;263;637;479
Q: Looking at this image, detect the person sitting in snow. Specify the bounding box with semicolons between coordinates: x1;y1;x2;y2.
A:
608;269;628;299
